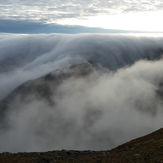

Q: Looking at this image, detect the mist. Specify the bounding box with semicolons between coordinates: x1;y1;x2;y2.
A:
1;34;163;99
0;34;163;152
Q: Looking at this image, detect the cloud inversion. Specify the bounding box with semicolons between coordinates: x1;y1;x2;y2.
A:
0;34;163;152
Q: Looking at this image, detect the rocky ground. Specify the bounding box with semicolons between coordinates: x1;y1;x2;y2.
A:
0;128;162;163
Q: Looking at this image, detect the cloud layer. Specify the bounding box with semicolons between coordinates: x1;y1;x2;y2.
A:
0;34;163;99
0;34;163;152
0;0;163;23
0;58;163;152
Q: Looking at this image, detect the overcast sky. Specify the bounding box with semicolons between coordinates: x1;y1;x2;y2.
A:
0;0;163;31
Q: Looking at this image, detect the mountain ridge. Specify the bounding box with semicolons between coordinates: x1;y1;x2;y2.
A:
0;128;162;163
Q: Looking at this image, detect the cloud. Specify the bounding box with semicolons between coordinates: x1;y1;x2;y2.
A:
0;34;163;152
0;34;163;99
0;58;163;152
0;0;163;24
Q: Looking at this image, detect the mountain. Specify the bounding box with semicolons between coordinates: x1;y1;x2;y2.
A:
0;128;162;163
0;19;147;34
0;62;95;118
0;61;163;153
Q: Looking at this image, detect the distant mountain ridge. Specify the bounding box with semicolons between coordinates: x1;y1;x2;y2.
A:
0;19;148;34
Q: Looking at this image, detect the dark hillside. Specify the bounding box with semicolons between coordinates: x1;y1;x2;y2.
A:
0;128;162;163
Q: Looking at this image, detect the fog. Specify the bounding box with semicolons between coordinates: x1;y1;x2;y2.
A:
0;34;163;152
0;34;163;99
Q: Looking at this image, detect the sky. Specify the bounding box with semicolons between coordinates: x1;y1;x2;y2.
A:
0;0;163;32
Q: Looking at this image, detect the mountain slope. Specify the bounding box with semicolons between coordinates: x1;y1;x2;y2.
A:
0;128;162;163
0;61;163;152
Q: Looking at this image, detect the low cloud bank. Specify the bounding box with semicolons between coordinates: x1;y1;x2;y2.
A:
0;59;163;152
0;34;163;152
0;34;163;99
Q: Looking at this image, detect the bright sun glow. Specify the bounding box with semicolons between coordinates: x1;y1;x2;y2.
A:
55;11;163;32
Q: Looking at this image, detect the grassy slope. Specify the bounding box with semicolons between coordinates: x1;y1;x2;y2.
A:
0;128;162;163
